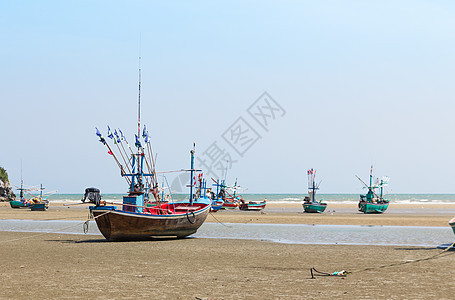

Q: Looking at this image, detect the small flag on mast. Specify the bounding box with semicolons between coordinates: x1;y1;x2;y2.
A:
114;130;121;144
144;131;150;144
142;125;147;138
107;126;114;139
135;134;142;148
95;127;106;145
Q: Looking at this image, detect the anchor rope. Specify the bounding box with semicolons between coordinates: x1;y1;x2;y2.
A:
209;212;232;228
310;242;455;279
0;211;111;244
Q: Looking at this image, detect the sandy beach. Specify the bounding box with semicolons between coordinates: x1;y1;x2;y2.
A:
0;201;454;299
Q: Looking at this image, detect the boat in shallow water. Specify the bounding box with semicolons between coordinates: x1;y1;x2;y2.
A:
357;166;390;214
302;168;327;213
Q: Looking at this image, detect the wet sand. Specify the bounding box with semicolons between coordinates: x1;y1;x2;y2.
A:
0;231;454;299
0;201;454;299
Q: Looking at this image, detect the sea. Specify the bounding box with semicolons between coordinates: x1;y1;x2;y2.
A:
45;193;455;204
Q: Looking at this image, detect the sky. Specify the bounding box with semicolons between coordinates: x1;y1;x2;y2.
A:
1;0;455;194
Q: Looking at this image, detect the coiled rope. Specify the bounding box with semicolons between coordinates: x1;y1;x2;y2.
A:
310;242;455;279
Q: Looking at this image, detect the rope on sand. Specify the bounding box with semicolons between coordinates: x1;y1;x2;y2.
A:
0;211;111;244
310;242;455;279
209;212;232;228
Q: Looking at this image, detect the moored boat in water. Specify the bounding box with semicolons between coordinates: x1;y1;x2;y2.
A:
302;169;327;213
356;166;390;214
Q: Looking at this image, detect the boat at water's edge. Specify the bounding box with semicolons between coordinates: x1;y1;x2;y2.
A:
239;199;266;211
357;166;390;214
302;168;327;213
303;202;327;213
358;201;389;214
91;201;210;241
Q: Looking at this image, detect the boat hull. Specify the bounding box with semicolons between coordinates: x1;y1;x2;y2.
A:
9;200;29;208
239;201;266;211
222;202;238;209
450;217;455;236
358;201;389;214
303;203;327;213
211;200;224;212
91;204;210;241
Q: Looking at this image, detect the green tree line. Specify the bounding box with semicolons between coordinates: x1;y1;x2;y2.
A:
0;166;9;184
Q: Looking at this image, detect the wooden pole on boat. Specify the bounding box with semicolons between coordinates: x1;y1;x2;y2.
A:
104;141;130;184
137;52;141;139
114;143;132;185
189;144;195;205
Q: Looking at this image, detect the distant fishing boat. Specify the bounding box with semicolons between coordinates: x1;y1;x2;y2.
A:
239;199;266;211
302;168;327;213
209;179;225;212
356;166;390;214
450;217;455;236
10;182;49;211
222;178;246;209
10;174;30;208
89;65;210;241
29;185;49;211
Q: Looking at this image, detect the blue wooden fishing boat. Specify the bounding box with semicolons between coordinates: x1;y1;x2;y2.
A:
209;179;226;212
302;169;327;213
89;66;210;241
356;166;390;214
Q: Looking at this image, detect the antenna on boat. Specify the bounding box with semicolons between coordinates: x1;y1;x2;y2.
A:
137;34;142;139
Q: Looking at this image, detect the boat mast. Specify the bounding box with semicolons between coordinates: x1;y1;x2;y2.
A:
189;144;195;205
308;169;318;202
312;174;316;202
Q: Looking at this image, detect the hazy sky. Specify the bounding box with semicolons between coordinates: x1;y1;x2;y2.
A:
1;1;455;194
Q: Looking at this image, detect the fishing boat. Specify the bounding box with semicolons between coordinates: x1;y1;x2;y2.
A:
450;217;455;236
29;185;49;211
239;199;266;211
302;168;327;213
89;65;210;241
209;179;226;212
221;179;245;209
356;166;390;214
9;178;29;208
90;132;211;241
10;182;49;210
